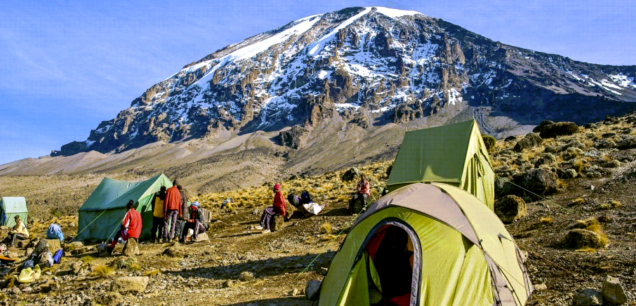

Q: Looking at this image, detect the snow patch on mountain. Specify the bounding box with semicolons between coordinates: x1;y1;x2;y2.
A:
374;7;423;18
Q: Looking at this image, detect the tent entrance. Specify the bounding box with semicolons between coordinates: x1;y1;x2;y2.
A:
338;219;421;306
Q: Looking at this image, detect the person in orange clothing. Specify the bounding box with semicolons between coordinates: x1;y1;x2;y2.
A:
164;180;182;241
256;183;286;233
107;200;142;254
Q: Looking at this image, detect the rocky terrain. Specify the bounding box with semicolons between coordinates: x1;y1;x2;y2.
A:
2;112;636;305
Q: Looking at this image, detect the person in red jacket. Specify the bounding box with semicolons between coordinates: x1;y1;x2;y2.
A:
164;180;182;241
256;183;286;233
108;200;142;254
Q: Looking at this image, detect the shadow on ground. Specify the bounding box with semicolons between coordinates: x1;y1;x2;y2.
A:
223;297;314;306
165;253;335;280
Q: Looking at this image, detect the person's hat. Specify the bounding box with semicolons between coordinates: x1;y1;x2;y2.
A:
274;183;281;191
192;201;200;208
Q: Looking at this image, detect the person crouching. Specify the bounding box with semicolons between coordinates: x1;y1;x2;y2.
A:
256;183;286;233
179;201;208;243
107;200;142;255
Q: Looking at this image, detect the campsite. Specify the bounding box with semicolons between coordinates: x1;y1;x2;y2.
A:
1;2;636;305
1;114;636;305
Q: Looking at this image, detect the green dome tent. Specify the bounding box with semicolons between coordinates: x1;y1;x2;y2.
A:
77;174;172;241
386;120;495;209
319;183;533;306
0;197;28;227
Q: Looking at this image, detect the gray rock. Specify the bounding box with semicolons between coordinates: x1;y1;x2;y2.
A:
341;167;360;181
601;275;627;304
494;195;527;223
573;289;603;306
305;279;321;300
110;276;149;294
564;229;606;249
513;133;542;152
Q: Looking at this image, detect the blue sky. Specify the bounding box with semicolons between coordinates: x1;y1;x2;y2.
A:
0;0;634;165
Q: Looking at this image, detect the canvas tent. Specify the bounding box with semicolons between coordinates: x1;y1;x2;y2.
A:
386;120;496;209
319;183;533;306
77;174;172;241
0;197;28;227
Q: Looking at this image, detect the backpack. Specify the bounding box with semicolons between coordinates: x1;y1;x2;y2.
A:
301;190;313;204
287;194;301;207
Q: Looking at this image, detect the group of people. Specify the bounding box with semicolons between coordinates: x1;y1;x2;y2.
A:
149;180;209;243
107;180;209;254
255;174;371;233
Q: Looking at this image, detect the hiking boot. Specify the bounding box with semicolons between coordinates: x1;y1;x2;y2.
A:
106;246;115;255
262;229;271;234
255;225;263;230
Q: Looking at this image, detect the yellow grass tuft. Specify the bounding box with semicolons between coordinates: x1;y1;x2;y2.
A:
320;222;332;234
90;265;114;278
585;219;609;247
610;200;622;208
144;269;162;277
80;256;94;263
129;263;142;271
573;159;584;173
539;217;553;224
571;198;585;206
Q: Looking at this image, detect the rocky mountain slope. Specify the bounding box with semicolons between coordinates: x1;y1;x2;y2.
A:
52;6;636;157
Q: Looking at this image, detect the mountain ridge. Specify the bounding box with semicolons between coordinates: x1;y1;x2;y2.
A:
50;6;636;158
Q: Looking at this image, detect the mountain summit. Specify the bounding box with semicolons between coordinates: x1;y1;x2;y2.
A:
53;6;636;156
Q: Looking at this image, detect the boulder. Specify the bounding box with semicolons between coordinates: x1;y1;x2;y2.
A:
514;168;558;196
564;229;605;249
285;202;295;221
532;120;555;133
534;153;556;167
341;167;360;181
600;275;627;304
495;177;517;198
44;239;62;253
513;133;542;152
110;276;149;294
122;238;139;256
494;195;527;223
535;121;579;138
271;214;285;232
64;241;84;253
573;289;603;306
305;279;321;300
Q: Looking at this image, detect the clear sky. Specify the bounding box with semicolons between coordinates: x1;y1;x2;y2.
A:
0;0;634;165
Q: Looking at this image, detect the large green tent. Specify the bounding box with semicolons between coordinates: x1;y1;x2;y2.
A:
386;120;496;209
77;174;172;241
319;183;533;306
0;197;28;227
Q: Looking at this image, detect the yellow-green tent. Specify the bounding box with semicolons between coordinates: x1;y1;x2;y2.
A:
77;174;172;241
386;120;495;209
319;183;533;306
0;197;28;227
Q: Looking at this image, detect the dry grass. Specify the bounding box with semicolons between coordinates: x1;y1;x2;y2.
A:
610;200;622;208
573;159;584;173
585;219;609;248
570;198;585;206
80;256;94;263
89;265;114;278
144;269;162;277
539;217;553;224
320;222;333;234
129;263;142;271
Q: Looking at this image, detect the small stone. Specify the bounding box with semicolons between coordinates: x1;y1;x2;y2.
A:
95;292;123;306
534;283;547;290
239;271;255;281
600;275;627;304
21;287;32;293
573;289;603;306
305;279;321;300
223;280;235;288
320;267;329;275
288;288;299;296
110;276;149;294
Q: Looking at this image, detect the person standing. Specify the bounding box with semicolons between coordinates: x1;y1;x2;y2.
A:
176;185;189;240
7;216;29;247
107;200;142;254
164;180;182;241
151;186;166;243
256;183;286;233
